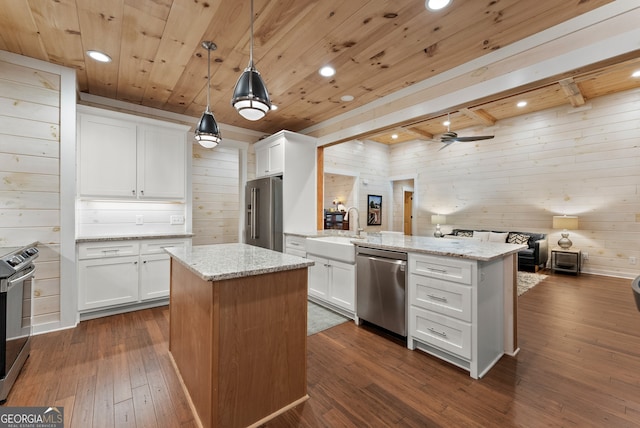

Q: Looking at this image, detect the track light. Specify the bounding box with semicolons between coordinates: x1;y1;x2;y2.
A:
231;0;272;121
195;41;222;148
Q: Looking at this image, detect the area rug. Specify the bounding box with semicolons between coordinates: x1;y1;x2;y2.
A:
517;272;548;296
307;301;349;335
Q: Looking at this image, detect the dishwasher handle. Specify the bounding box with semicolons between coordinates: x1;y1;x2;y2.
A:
359;254;406;271
356;246;407;261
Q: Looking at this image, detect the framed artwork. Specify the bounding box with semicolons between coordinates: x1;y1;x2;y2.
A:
367;194;382;226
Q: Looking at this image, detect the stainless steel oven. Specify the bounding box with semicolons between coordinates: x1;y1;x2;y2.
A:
0;243;38;403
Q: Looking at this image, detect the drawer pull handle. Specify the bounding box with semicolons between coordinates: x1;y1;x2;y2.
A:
427;268;447;274
428;327;447;337
427;294;448;303
102;249;120;254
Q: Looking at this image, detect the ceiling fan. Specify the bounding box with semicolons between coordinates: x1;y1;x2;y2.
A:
438;113;494;150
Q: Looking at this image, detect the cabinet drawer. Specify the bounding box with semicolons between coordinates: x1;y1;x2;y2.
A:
78;242;140;259
409;254;473;285
410;274;471;322
410;306;471;360
285;235;307;251
140;238;189;255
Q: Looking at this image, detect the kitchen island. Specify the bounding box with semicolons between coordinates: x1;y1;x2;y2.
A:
353;234;526;379
165;243;313;428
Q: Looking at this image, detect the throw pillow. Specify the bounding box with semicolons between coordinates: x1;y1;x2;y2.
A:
489;232;509;243
456;230;473;237
508;233;530;245
473;231;490;242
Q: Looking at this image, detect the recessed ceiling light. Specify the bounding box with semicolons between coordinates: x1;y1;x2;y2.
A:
87;50;112;63
391;134;398;139
319;66;335;77
517;101;528;108
443;120;450;126
426;0;452;11
632;70;640;78
340;95;354;102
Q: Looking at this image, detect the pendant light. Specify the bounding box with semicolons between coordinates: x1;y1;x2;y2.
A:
195;41;222;148
231;0;272;121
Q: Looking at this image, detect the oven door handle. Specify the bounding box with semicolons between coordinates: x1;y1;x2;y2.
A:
7;265;36;289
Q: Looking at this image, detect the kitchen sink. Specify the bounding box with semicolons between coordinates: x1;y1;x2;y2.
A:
305;236;359;263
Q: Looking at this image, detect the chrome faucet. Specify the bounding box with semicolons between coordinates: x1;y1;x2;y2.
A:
344;206;363;237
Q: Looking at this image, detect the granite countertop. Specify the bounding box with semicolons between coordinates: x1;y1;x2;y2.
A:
165;243;314;282
76;233;194;243
353;234;526;262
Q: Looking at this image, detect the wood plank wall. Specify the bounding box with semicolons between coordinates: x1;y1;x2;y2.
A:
0;59;62;325
324;141;390;231
191;145;241;245
387;87;640;278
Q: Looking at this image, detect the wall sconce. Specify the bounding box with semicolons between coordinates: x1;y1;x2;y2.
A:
552;215;579;249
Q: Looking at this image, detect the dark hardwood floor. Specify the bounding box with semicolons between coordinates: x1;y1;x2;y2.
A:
4;271;640;427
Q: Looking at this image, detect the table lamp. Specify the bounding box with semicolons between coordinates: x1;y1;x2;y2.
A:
431;214;446;238
552;215;579;249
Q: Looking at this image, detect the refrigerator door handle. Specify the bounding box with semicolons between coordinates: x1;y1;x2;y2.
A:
250;188;259;239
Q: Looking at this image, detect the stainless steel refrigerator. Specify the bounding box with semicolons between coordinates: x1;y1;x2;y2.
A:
245;177;283;252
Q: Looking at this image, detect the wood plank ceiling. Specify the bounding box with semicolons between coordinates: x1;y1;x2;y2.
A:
2;0;637;141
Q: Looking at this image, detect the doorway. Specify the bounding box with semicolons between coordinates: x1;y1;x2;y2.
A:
403;191;413;235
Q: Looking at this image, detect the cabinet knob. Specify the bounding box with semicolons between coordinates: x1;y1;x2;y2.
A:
140;190;144;195
132;190;136;195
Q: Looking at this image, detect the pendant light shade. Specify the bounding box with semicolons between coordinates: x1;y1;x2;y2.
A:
231;0;271;120
195;109;221;148
194;41;221;148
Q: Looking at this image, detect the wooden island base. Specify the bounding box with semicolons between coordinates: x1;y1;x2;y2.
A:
169;259;308;428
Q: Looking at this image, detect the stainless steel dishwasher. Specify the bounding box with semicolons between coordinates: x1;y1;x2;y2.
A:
356;246;407;336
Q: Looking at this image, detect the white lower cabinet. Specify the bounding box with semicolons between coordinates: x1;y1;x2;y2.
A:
408;252;504;379
284;234;307;257
77;238;190;316
307;254;355;316
79;255;140;310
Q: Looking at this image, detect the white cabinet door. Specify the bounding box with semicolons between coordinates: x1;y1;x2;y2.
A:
328;260;355;311
79;114;137;198
140;253;170;300
255;138;284;177
307;254;329;299
78;256;139;310
137;127;186;199
78;111;187;200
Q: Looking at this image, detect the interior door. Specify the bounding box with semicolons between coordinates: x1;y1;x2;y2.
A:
404;191;413;235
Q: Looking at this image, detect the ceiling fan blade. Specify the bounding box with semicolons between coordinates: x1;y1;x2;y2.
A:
438;141;454;151
452;135;495;142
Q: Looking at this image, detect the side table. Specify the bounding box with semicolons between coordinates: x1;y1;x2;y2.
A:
551;247;581;274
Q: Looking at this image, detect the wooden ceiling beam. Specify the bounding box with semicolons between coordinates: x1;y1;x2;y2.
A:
459;108;497;126
559;78;586;107
402;127;434;140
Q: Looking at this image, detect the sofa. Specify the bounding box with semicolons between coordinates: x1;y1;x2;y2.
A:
447;229;548;272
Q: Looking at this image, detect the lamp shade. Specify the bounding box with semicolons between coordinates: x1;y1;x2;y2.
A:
552;215;579;230
231;66;271;121
194;110;221;148
431;214;446;225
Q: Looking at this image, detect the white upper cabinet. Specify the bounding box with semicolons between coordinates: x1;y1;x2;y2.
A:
254;130;317;234
255;138;284;177
78;106;188;200
137;127;186;199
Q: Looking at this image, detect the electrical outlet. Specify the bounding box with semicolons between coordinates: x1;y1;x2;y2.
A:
582;252;588;261
136;215;144;225
630;257;637;265
170;215;185;225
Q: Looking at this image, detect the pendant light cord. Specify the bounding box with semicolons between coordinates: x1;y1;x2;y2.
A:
249;0;255;68
206;44;211;111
